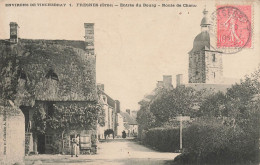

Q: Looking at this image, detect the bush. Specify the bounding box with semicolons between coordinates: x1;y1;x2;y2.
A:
143;118;259;164
174;118;260;164
143;127;180;152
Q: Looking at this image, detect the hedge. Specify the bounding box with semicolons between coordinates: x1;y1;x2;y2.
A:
177;119;260;164
143;119;259;164
143;127;180;152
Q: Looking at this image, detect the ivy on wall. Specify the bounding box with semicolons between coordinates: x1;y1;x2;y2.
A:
0;44;19;103
47;102;101;132
32;101;105;135
31;103;46;135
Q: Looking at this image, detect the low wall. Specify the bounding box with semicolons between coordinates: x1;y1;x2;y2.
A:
0;105;25;165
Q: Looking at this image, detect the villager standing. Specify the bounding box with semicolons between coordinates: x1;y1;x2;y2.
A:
75;135;80;156
122;131;126;139
71;135;79;157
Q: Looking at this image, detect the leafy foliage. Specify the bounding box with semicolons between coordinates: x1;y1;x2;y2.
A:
136;106;156;130
137;86;209;131
174;118;259;164
150;86;207;125
199;65;260;129
175;66;260;164
31;101;104;137
0;45;19;101
139;66;260;164
143;127;180;152
97;104;105;127
46;102;102;133
32;104;47;135
198;91;227;117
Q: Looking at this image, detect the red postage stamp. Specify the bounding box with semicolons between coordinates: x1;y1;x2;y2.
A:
216;5;251;48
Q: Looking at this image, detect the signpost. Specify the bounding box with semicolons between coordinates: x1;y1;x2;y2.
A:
176;115;190;151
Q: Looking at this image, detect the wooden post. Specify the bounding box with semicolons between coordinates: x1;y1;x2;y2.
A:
180;116;182;150
176;115;190;152
61;130;65;154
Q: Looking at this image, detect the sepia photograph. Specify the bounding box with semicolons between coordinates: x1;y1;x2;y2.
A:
0;0;259;164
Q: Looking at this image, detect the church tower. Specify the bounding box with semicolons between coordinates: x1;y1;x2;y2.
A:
188;9;223;84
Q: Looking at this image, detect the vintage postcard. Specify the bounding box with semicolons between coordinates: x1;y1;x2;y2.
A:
0;0;259;164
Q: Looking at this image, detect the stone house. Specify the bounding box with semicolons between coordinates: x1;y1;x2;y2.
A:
0;22;98;154
97;84;120;139
118;111;138;137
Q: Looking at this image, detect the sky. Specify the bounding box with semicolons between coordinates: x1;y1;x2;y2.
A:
0;0;259;111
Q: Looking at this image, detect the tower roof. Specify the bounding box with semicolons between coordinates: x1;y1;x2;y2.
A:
200;17;210;26
200;9;210;27
189;31;210;53
189;8;212;53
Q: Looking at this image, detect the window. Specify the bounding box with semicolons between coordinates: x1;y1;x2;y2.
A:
46;102;55;117
213;72;216;78
18;69;27;80
195;71;199;75
102;95;108;104
45;135;53;145
212;54;216;62
194;55;198;62
46;69;59;81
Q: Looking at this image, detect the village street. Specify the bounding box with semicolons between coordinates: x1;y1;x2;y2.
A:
1;4;259;165
25;138;179;165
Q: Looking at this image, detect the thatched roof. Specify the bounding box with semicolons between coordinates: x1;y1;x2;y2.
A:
0;39;97;106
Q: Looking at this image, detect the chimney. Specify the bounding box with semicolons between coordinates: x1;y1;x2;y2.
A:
156;81;163;88
97;83;104;91
10;22;19;43
126;109;130;115
84;23;94;55
176;74;183;87
115;100;121;113
163;75;172;89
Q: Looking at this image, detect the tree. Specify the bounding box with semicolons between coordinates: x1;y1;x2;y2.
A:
198;91;227;117
137;106;157;130
136;88;159;131
149;86;201;125
174;66;260;164
198;65;260;132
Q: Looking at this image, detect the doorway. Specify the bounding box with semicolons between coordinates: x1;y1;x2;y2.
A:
37;134;45;154
20;106;30;132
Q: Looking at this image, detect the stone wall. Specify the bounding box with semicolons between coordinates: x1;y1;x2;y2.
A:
25;133;33;155
186;83;232;93
189;50;223;84
0;104;25;165
45;128;96;154
205;51;223;84
189;51;206;83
